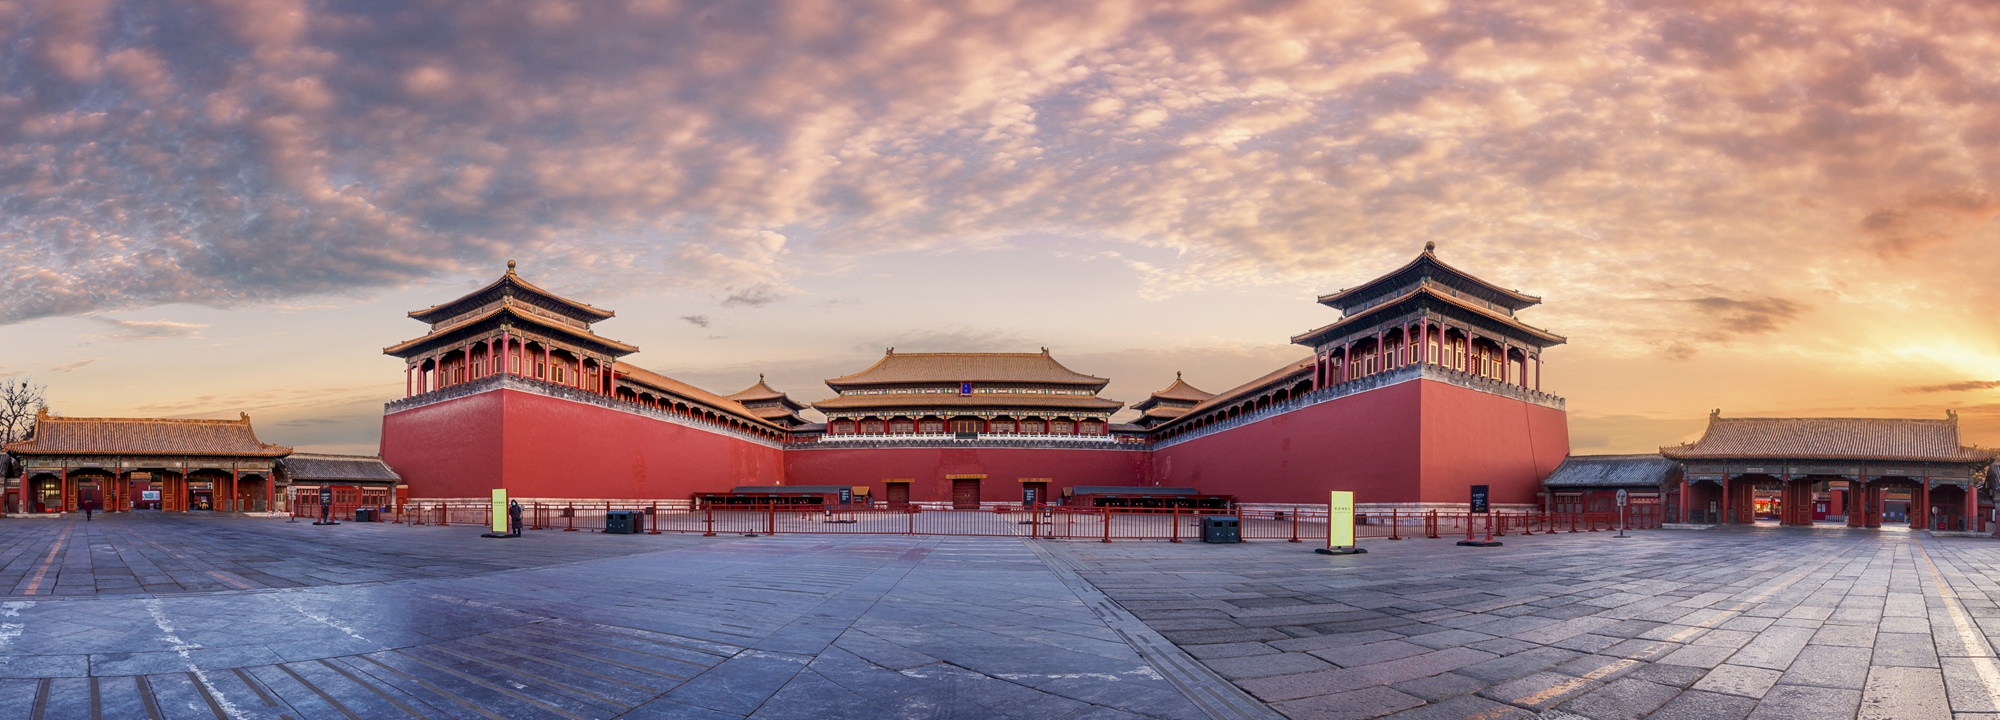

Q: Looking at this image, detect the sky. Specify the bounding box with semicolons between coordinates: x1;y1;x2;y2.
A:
2;0;1998;455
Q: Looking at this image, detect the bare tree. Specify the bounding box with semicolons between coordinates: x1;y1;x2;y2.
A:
0;377;47;444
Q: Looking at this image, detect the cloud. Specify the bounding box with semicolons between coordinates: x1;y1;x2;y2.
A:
1863;189;2000;258
854;326;1031;355
88;317;210;341
721;284;785;308
0;0;1996;357
51;359;100;372
1905;380;2000;394
1683;296;1808;337
678;314;712;328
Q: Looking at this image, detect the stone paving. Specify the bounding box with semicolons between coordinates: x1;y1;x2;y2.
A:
1062;523;2000;720
5;515;2000;719
0;513;667;596
0;515;1221;719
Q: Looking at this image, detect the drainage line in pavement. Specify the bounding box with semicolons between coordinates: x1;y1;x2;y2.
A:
1027;540;1289;720
1914;540;2000;711
21;525;72;595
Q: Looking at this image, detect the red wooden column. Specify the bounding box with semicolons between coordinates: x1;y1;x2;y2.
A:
1847;480;1862;527
60;468;70;512
499;330;511;375
1913;480;1929;529
1678;476;1690;523
1968;480;1984;532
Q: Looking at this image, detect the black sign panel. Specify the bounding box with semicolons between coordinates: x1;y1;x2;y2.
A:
838;488;853;504
1023;487;1038;505
318;487;333;504
1470;485;1490;514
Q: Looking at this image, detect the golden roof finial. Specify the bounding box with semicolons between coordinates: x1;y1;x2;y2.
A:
1176;371;1183;379
1424;241;1436;253
506;260;517;272
759;373;766;382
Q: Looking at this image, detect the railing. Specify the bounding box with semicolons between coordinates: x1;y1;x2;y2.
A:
292;499;392;522
388;502;1658;541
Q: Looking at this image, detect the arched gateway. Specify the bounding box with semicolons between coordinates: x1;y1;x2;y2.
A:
1661;411;1996;530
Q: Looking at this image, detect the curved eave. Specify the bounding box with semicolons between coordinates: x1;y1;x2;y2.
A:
1291;286;1567;347
5;446;292;458
1316;251;1542;309
384;305;639;357
408;271;614;323
1658;448;1996;464
812;395;1124;412
1152;358;1316;433
824;354;1110;390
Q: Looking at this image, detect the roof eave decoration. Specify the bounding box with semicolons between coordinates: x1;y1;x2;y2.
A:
383;303;639;356
407;261;615;324
1315;244;1542;310
1290;285;1568;347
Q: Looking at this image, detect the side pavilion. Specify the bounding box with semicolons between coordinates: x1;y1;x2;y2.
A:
3;409;292;514
1661;411;1995;530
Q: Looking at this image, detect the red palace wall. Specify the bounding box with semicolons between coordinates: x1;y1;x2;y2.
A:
1149;379;1567;506
383;388;785;500
382;379;1566;506
784;445;1148;504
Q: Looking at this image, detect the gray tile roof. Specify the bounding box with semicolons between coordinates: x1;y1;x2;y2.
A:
1543;454;1679;489
279;453;400;483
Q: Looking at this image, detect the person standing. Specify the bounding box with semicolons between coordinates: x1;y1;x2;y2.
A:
508;500;524;537
84;498;94;521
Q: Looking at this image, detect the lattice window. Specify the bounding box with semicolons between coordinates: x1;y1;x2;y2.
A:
919;419;945;434
1051;420;1074;434
951;419;982;433
1020;420;1046;434
860;419;885;434
888;419;914;434
1080;421;1104;435
989;420;1017;434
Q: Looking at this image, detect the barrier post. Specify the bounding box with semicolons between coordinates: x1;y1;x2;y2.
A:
439;504;448;527
1464;512;1475;542
908;506;916;536
1102;508;1112;543
703;505;715;537
1484;512;1496;543
1290;507;1301;543
565;503;576;532
1427;510;1439;538
1588;512;1599;531
767;504;776;535
1171;506;1181;543
649;502;661;535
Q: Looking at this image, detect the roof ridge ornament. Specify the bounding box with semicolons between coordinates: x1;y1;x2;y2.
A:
1424;241;1435;253
506;259;517;273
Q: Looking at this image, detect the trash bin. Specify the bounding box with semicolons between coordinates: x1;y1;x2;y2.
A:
1202;516;1240;543
353;508;377;523
605;510;639;535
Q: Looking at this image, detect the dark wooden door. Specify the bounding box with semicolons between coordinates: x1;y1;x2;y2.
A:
886;484;909;508
952;479;981;509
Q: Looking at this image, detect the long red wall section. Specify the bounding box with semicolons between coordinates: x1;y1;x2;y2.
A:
383;388;784;499
382;380;1566;505
1148;379;1567;505
1418;380;1570;506
784;446;1148;503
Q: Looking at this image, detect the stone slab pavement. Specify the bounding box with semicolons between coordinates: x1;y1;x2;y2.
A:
9;514;2000;719
1057;522;2000;720
0;515;1230;720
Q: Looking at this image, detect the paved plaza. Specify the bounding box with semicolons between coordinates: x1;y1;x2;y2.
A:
2;516;2000;719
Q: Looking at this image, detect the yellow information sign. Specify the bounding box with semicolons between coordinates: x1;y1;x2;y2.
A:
1329;491;1355;548
491;489;508;533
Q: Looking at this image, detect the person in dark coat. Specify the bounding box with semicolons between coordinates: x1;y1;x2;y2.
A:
508;500;524;537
